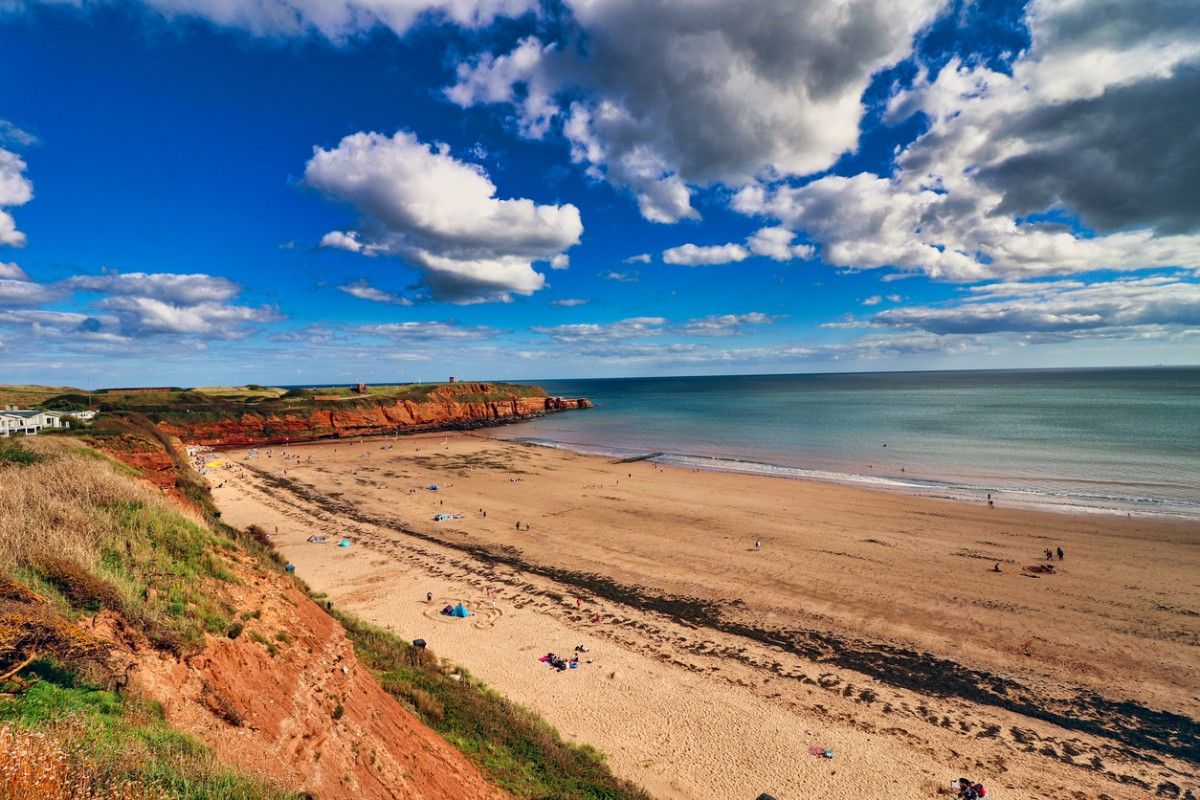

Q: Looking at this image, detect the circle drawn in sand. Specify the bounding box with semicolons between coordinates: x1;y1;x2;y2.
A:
422;598;503;630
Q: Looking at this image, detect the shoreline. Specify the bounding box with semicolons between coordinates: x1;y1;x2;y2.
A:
209;432;1200;799
494;432;1200;521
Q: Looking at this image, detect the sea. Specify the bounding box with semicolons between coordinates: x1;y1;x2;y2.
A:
496;367;1200;520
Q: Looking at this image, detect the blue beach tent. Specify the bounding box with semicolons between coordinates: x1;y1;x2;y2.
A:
451;603;470;618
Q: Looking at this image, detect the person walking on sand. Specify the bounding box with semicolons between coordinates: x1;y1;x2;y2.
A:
1056;546;1064;560
516;521;520;530
426;591;433;603
754;539;761;551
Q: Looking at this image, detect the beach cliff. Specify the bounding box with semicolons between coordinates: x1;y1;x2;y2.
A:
152;383;591;447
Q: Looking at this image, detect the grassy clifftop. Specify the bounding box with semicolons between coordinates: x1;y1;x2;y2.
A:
35;382;548;421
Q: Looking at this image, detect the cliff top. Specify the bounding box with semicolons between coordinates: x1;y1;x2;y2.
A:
3;381;549;418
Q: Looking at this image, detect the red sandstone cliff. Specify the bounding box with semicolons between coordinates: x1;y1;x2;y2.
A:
156;384;591;447
90;562;509;800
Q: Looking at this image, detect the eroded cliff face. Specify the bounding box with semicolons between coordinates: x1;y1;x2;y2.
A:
156;384;591;447
90;560;510;800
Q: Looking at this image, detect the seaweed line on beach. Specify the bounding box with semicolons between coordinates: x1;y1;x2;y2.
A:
244;464;1200;766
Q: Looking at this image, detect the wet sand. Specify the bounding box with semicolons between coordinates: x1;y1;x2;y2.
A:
210;432;1200;799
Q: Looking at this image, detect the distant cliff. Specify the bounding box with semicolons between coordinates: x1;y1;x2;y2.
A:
153;383;590;447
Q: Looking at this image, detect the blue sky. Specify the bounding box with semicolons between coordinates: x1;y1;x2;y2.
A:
0;0;1197;387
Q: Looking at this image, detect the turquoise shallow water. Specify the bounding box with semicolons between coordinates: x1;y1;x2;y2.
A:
499;367;1200;519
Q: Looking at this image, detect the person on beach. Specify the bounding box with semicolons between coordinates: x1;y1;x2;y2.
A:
992;562;1001;572
516;521;521;530
1056;546;1064;560
426;591;433;603
754;539;761;551
955;777;985;798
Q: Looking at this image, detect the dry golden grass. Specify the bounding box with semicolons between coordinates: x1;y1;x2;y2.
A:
0;438;232;659
0;438;166;573
0;723;167;800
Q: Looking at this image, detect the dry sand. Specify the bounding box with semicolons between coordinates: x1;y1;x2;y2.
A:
210;432;1200;799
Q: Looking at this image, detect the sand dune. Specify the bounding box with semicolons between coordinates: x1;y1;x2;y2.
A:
210;433;1200;799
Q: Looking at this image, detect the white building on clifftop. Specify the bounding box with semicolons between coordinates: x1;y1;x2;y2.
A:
0;407;68;436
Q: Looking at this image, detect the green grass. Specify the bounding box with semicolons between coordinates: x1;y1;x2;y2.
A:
0;665;297;799
331;611;650;800
0;441;44;465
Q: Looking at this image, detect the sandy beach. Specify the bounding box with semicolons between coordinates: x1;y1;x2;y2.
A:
210;432;1200;799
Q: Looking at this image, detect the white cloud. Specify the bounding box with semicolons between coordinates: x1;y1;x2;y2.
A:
677;312;774;337
737;1;1200;281
623;253;651;264
97;295;278;338
0;261;29;280
448;0;946;222
532;316;667;343
0;268;278;341
63;271;242;305
0;148;33;247
0;277;62;306
600;270;638;282
533;311;774;342
357;321;498;342
862;295;882;306
305;131;582;303
0;120;37;148
746;226;814;261
664;227;813;267
338;279;413;305
662;242;749;266
319;230;369;253
48;0;538;41
549;297;588;307
873;275;1200;337
550;253;569;270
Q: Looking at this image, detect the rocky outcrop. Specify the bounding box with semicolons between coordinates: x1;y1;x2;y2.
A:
156;384;591;447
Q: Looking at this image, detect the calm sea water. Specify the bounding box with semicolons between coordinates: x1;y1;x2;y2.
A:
498;368;1200;520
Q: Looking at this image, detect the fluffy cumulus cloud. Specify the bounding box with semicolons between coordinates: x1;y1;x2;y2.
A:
737;0;1200;282
447;0;946;222
662;243;749;267
0;147;33;246
306;131;582;303
872;275;1200;338
664;226;813;266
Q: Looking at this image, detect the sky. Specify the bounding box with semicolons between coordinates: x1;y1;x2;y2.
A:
0;0;1198;387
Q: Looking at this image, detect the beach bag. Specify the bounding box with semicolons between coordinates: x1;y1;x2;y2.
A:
975;784;986;798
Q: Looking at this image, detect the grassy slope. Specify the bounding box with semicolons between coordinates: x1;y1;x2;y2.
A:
0;439;295;800
1;424;647;800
